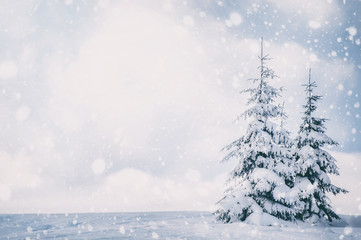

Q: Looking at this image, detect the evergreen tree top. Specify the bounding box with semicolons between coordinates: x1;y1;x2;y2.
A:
302;69;322;117
240;38;283;122
221;38;291;177
297;69;338;149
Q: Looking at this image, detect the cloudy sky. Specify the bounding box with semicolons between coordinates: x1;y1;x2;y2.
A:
0;0;360;214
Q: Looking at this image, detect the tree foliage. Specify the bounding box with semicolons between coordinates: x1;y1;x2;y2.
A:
215;39;295;224
215;41;347;225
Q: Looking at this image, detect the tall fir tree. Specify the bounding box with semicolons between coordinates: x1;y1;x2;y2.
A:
215;39;296;224
293;69;347;223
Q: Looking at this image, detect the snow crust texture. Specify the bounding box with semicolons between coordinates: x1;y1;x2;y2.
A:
0;212;360;240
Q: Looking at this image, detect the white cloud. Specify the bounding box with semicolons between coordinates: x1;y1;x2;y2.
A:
46;2;244;166
183;15;195;26
0;166;225;213
92;159;106;175
0;61;18;79
0;185;11;201
309;52;319;62
0;151;43;202
185;168;202;182
93;168;224;212
1;151;359;215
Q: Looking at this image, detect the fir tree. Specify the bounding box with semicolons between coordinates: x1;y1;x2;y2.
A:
215;39;296;224
293;69;347;223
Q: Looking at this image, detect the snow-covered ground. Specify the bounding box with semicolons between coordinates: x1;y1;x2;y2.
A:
0;212;360;239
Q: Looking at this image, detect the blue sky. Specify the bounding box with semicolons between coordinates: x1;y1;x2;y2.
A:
0;0;360;214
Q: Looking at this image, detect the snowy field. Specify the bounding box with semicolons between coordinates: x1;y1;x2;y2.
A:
1;212;360;240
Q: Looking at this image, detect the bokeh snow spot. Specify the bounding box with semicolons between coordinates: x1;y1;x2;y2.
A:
346;26;357;41
16;106;31;121
230;12;243;26
152;232;159;239
344;227;353;235
346;27;357;37
354;102;360;108
199;11;206;18
92;159;106;175
0;61;18;79
87;224;93;231
308;20;321;29
337;84;344;91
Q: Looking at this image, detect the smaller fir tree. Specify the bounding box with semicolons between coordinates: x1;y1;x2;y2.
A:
293;69;347;223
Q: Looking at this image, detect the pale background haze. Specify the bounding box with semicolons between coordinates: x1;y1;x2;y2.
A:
0;0;360;215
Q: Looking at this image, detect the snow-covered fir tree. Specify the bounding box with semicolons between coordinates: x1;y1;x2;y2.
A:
215;39;296;224
293;69;347;223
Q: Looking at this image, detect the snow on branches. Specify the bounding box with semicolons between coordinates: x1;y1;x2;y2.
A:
215;38;295;224
215;40;347;225
293;69;348;223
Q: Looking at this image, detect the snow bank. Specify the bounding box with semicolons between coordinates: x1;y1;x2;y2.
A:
1;212;360;240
